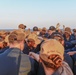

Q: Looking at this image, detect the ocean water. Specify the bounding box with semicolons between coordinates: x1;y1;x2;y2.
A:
0;29;32;31
0;29;73;32
0;29;14;31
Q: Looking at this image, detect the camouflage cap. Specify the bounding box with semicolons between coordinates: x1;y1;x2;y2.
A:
40;39;64;63
73;29;76;32
51;32;64;40
0;30;6;35
8;30;26;43
27;33;42;45
64;27;72;34
18;24;26;29
42;27;47;31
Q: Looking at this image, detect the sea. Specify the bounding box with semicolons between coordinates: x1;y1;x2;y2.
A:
0;29;32;31
0;29;73;32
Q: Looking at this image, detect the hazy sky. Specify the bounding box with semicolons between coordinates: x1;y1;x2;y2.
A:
0;0;76;29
